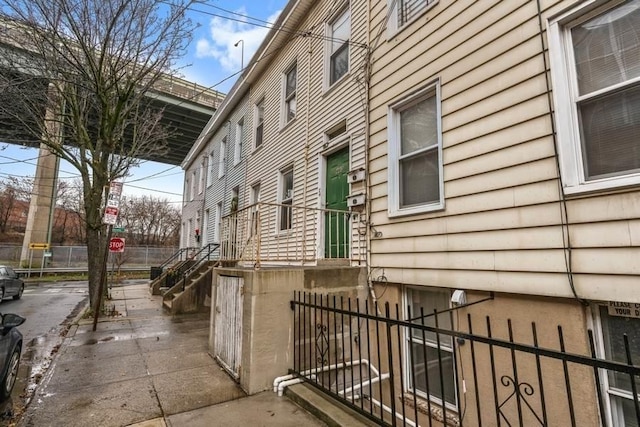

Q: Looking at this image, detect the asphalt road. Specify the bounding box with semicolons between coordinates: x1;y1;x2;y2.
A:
0;281;88;423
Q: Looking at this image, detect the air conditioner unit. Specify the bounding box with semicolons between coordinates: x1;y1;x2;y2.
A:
348;168;366;183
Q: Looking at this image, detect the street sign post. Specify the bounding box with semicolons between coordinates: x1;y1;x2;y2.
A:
108;237;125;253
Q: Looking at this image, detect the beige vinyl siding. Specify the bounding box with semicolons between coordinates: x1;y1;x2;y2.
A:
368;0;640;302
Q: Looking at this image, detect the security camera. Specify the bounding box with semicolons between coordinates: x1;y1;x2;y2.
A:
451;289;466;306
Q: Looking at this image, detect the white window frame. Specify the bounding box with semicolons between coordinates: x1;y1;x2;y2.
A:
388;81;444;217
593;304;640;427
278;166;294;232
207;151;214;187
218;137;226;179
234;118;244;166
254;98;265;150
183;179;189;206
190;171;196;201
203;209;209;246
198;158;205;194
403;287;457;411
548;0;640;195
325;7;351;89
388;0;438;36
282;63;297;126
214;202;222;243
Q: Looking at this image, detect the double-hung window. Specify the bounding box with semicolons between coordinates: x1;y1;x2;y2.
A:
234;118;244;166
198;158;205;194
389;0;438;33
597;305;640;427
255;99;264;149
328;9;350;86
218;137;226;178
549;0;640;194
284;65;297;124
190;171;196;201
405;288;457;409
279;167;293;231
207;151;214;187
388;82;443;217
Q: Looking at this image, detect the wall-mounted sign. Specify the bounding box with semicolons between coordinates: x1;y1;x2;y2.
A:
103;182;123;225
28;243;50;250
608;301;640;319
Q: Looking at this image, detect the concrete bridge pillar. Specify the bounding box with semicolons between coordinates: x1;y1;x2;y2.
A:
20;143;59;266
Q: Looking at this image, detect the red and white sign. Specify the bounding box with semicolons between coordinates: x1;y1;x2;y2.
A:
103;182;123;225
109;237;125;253
104;206;119;225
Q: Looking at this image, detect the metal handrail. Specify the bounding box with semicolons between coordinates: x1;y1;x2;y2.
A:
159;247;195;269
180;243;220;291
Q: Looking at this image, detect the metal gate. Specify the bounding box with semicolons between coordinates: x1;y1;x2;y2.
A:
214;275;244;378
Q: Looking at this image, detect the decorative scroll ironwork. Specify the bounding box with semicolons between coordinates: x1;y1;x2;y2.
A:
315;323;329;366
498;375;544;426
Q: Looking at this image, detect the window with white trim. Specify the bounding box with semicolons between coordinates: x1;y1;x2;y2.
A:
279;167;293;231
207;151;214;187
255;99;264;149
389;0;438;33
214;202;222;243
549;0;640;194
234;118;244;166
250;182;261;236
596;305;640;427
198;158;205;194
218;137;226;178
405;287;457;409
388;82;443;217
327;8;350;86
190;171;196;201
283;64;297;124
203;209;209;246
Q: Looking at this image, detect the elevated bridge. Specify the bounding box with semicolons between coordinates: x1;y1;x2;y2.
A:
0;33;224;263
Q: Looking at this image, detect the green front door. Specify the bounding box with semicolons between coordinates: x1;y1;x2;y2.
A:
325;147;350;258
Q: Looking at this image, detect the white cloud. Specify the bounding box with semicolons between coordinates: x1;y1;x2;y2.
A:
196;9;281;72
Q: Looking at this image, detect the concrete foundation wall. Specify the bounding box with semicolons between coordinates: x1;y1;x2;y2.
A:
209;266;367;395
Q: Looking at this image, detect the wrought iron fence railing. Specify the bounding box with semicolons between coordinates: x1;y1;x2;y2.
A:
290;292;640;427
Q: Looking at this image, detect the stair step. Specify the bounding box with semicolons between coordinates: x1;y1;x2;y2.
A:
285;383;377;427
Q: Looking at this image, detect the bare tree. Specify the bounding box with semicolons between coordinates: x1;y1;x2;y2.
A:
118;195;180;246
54;178;86;243
0;0;196;313
0;176;33;233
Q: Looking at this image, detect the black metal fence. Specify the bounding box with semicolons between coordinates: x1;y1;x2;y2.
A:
290;292;640;427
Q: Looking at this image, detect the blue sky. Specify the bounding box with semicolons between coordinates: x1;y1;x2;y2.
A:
0;0;287;205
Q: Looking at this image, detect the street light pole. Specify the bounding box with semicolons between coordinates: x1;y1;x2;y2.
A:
234;39;244;70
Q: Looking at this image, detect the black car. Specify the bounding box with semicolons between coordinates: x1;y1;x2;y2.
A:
0;313;24;401
0;266;24;302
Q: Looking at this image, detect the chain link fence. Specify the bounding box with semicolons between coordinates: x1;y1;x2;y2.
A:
0;244;177;268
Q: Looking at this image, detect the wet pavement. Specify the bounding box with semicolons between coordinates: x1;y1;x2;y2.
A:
16;281;326;427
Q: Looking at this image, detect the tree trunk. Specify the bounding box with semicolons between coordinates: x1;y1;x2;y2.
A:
86;226;104;312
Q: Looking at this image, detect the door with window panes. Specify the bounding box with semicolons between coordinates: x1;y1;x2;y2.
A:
325;148;349;258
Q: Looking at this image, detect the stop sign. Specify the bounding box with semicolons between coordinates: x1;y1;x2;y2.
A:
109;237;125;253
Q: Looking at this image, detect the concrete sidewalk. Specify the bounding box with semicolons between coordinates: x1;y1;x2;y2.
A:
19;281;326;427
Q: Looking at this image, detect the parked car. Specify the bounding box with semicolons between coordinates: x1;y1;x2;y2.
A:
0;266;24;302
0;313;24;401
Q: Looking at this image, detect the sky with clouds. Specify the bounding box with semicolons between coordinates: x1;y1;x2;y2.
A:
0;0;287;205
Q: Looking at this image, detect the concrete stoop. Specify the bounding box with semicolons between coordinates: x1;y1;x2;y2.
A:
285;383;379;427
